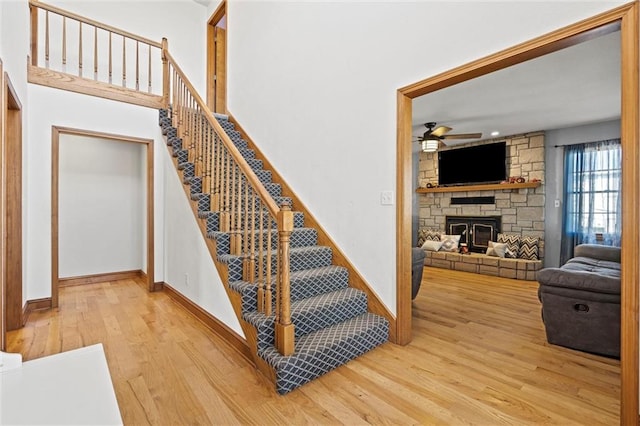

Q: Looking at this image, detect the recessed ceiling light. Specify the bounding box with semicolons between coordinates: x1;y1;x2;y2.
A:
491;131;500;137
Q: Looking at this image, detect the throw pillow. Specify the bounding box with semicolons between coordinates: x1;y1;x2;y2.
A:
486;241;508;258
518;235;540;260
497;233;521;258
421;240;443;252
417;229;441;247
439;235;461;252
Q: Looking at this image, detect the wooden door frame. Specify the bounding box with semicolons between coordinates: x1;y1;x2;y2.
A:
207;1;227;113
51;127;155;308
395;3;639;423
0;59;4;350
2;68;23;339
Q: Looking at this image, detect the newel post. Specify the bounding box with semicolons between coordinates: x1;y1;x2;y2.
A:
30;2;39;66
161;37;169;109
275;203;295;356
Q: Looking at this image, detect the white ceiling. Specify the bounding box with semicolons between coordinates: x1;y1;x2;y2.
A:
412;31;621;146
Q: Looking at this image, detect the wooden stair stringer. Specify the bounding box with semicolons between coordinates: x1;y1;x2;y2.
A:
227;112;397;342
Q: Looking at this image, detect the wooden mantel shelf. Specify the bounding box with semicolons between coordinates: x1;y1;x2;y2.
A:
416;182;541;194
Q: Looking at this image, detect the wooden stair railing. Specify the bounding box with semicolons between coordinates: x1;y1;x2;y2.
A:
28;0;296;356
28;1;164;108
163;51;295;356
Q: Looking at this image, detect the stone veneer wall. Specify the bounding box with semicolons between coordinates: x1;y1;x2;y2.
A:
418;132;546;261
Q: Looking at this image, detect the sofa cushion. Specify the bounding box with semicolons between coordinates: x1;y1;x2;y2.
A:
486;241;508;258
537;267;620;295
518;236;540;260
417;229;441;247
439;235;460;252
421;240;443;252
497;233;520;258
574;244;621;263
562;257;621;278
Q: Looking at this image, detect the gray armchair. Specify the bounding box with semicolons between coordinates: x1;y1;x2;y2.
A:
412;248;426;300
537;244;621;358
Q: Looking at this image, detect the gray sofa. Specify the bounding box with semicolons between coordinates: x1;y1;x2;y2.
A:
537;244;621;358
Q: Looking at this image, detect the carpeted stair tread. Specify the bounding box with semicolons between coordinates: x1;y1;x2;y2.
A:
208;227;317;257
245;287;369;352
260;313;389;394
201;210;304;232
229;265;350;313
219;245;333;282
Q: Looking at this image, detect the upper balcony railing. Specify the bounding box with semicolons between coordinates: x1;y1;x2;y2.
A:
28;0;165;108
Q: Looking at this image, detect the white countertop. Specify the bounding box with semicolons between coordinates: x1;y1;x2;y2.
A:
0;344;122;425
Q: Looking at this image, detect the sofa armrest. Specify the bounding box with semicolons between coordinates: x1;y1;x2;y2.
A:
537;267;620;295
573;244;621;263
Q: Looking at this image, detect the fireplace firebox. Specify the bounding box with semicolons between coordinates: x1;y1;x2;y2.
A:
445;216;501;253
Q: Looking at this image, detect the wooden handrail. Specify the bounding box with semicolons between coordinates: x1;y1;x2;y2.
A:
29;1;162;48
164;49;295;355
163;50;280;219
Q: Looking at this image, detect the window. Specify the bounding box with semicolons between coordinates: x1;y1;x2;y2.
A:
560;139;621;264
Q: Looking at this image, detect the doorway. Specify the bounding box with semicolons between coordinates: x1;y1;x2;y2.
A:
396;4;639;422
1;66;23;351
51;127;155;308
207;1;227;114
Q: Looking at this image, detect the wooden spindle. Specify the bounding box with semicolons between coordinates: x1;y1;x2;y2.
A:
78;22;83;77
211;133;221;211
148;44;152;93
62;16;66;67
220;149;231;232
108;31;112;83
45;11;50;68
233;169;244;256
242;183;250;280
30;4;38;66
257;201;265;312
230;165;242;255
135;40;139;90
162;38;169;105
265;210;272;317
93;26;98;79
122;35;126;87
249;188;257;283
275;203;295;356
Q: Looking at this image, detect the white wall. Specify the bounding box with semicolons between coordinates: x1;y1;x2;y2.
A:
59;135;145;277
26;85;165;299
544;119;621;267
163;152;243;336
228;1;629;314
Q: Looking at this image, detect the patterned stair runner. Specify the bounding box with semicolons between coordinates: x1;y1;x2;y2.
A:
159;109;388;394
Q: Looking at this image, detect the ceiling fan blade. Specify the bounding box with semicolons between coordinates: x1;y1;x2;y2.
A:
430;126;452;137
442;133;483;140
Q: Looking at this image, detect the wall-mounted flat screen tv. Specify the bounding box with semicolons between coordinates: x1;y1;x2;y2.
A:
438;141;507;186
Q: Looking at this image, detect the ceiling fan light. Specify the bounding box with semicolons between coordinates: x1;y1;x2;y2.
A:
422;139;439;152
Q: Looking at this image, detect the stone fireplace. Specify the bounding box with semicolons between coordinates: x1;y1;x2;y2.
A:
445;216;501;253
417;132;546;262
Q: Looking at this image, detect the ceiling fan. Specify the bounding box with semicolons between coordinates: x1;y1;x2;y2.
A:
414;122;482;152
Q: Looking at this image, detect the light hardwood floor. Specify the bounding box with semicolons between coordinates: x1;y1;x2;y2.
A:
7;268;620;425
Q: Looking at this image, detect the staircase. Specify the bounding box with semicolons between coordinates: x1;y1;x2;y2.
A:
26;0;390;394
158;109;389;394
